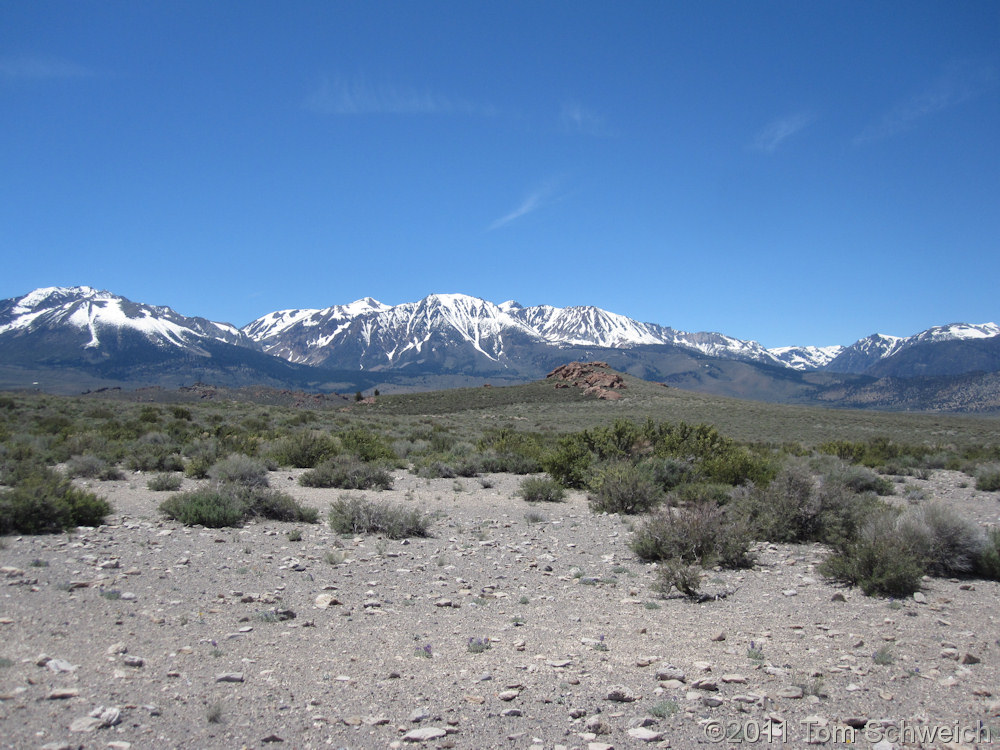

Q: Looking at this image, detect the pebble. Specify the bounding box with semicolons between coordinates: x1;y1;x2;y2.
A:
216;672;244;683
402;727;447;742
627;727;664;741
605;685;637;702
776;686;804;699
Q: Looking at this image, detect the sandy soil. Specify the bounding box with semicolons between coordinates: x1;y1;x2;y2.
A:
1;469;999;750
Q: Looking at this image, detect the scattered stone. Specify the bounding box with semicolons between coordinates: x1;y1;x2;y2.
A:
46;658;76;673
627;727;664;741
656;666;685;682
692;661;713;672
498;690;520;702
314;593;340;608
776;686;804;699
69;716;105;732
569;708;587;719
122;655;144;668
261;735;285;743
702;695;724;707
710;630;726;642
961;652;981;665
409;708;430;722
721;674;747;684
46;688;80;700
585;716;610;734
605;685;637;702
913;592;927;604
402;727;448;742
782;589;798;597
216;672;244;683
830;593;847;602
500;708;522;717
691;678;718;691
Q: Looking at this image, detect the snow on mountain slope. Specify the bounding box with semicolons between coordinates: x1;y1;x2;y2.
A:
767;345;845;371
0;286;250;352
910;322;1000;345
504;303;673;347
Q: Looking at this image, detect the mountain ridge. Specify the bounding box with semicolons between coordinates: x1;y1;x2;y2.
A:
1;286;998;411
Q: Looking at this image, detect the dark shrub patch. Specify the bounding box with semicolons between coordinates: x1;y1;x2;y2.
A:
517;475;566;503
587;459;662;515
300;456;393;490
328;495;430;539
0;470;111;534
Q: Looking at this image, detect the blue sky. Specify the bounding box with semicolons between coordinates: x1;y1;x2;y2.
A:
1;1;997;348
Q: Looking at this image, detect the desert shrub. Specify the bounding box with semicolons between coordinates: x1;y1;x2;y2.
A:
124;442;184;472
631;500;754;569
0;470;112;534
147;473;183;491
733;462;887;547
819;511;926;598
159;484;316;527
328;495;430;539
895;501;985;576
542;436;592;489
338;427;397;463
299;456;393;490
976;528;1000;580
479;451;540;475
184;455;213;479
269;430;338;468
653;560;703;599
668;481;732;507
414;459;458;478
159;487;245;528
517;475;566;503
587;459;662;515
645;457;694;492
827;464;894;496
64;454;123;481
208;454;269;488
698;447;777;487
975;464;1000;492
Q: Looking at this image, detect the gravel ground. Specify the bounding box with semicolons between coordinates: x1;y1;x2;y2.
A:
1;469;999;750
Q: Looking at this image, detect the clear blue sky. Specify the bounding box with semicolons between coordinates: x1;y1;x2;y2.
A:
2;1;997;348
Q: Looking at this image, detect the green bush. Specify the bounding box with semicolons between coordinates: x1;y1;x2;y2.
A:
159;484;317;527
300;456;393;490
699;447;777;486
653;560;703;599
328;495;430;539
338;427;397;463
828;464;895;496
542;436;592;489
819;510;926;597
587;459;662;515
269;430;338;468
975;464;1000;492
208;454;270;488
124;443;184;472
159;487;245;528
0;470;111;534
517;475;566;503
147;473;183;492
645;457;693;492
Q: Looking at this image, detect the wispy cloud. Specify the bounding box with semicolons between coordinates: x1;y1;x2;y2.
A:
854;62;996;145
0;55;95;82
560;101;611;136
306;75;496;117
752;112;814;153
488;181;559;231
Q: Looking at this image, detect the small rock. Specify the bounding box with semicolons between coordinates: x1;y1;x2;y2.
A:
498;690;519;701
69;716;105;732
402;727;448;742
605;685;637;702
702;695;724;707
710;631;726;642
500;708;522;717
961;652;981;665
776;686;804;699
782;589;798;597
913;592;927;604
216;672;244;683
569;708;587;719
692;660;713;672
122;655;144;668
655;666;685;682
628;727;664;741
314;594;340;608
409;708;430;722
46;658;77;673
261;735;284;743
46;688;80;700
830;592;847;602
585;716;610;734
721;674;747;684
691;678;718;691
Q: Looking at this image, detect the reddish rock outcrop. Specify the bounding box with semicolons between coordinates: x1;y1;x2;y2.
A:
546;361;626;400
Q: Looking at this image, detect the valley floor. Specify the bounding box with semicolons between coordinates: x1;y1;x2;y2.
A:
1;470;999;749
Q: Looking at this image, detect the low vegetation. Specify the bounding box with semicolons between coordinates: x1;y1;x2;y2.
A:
0;385;999;602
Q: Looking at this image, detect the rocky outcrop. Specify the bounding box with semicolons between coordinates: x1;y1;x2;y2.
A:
546;362;626;399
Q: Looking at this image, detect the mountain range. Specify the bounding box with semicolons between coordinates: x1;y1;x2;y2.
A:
1;286;998;412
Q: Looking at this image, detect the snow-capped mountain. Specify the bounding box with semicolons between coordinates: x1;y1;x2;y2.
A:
2;286;997;409
768;345;845;371
242;293;786;371
0;286;253;354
